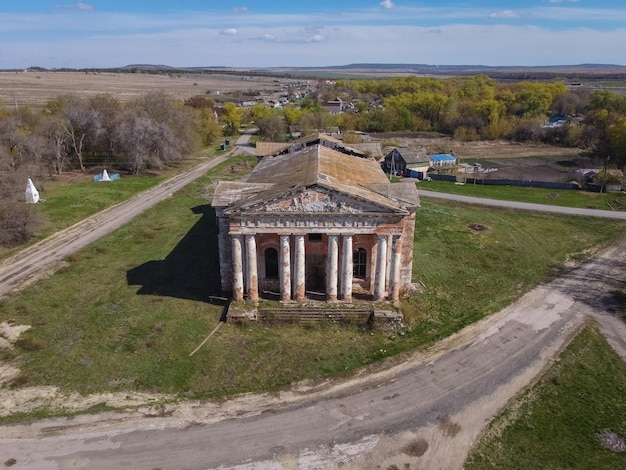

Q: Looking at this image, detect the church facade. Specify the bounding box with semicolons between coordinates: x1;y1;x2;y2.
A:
213;144;420;304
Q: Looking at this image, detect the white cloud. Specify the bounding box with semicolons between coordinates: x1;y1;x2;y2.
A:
221;28;238;35
489;10;522;19
547;0;580;3
308;34;326;43
55;2;94;11
233;7;248;13
380;1;395;10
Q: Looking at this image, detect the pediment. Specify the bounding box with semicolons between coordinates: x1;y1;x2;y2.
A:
243;187;390;214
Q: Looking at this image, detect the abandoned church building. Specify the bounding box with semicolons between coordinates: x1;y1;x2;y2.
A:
212;138;420;310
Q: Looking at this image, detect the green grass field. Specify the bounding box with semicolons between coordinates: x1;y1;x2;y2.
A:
2;153;624;422
465;324;626;469
0;149;218;264
37;174;165;232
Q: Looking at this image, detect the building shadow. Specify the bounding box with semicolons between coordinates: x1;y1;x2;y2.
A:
126;205;225;310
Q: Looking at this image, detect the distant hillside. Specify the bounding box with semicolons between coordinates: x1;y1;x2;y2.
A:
211;63;626;80
295;63;626;80
10;63;626;81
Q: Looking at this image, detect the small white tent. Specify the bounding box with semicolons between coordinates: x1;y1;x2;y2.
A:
25;178;39;204
94;169;119;182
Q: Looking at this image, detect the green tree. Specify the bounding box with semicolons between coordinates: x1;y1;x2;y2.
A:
282;105;305;127
250;104;275;125
195;108;222;145
515;82;567;118
589;89;626;114
221;102;243;136
607;118;626;165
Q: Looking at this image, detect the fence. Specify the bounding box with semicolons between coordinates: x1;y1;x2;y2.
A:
425;173;578;190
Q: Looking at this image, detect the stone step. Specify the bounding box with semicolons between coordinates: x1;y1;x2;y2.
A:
258;307;373;324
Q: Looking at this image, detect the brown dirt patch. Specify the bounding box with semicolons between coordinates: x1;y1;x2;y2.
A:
402;438;429;457
378;135;599;183
379;135;583;160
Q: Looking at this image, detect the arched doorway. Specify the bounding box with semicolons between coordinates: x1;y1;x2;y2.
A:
265;247;278;278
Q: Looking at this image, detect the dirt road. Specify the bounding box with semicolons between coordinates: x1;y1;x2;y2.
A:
2;240;624;469
0;149;242;299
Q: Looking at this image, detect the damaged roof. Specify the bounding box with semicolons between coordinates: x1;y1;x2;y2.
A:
255;132;367;158
213;145;420;213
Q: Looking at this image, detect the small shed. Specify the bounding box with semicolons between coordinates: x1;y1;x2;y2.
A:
428;154;457;168
289;125;302;139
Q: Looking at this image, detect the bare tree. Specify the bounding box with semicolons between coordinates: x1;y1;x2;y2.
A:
46;95;102;172
88;94;121;163
258;114;287;141
114;113;179;175
0;200;42;247
39;115;69;174
62;105;101;172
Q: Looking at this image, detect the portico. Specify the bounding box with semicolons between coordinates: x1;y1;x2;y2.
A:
227;229;407;303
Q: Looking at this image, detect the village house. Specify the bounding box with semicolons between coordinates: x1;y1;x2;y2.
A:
322;98;344;114
381;147;429;176
213;144;420;307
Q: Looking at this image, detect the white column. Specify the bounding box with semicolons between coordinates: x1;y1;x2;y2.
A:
326;235;339;301
389;235;403;302
245;234;258;302
231;235;244;301
294;234;306;301
370;236;378;294
385;234;393;291
341;235;353;302
374;234;388;301
280;235;291;302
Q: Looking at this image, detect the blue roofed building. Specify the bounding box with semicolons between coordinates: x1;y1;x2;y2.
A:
428;153;457;168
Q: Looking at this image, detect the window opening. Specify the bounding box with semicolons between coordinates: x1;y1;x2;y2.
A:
353;248;367;278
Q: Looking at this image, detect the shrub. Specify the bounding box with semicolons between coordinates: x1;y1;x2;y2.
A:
0;201;42;247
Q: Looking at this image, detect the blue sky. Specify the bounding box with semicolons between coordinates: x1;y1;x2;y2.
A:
1;1;625;69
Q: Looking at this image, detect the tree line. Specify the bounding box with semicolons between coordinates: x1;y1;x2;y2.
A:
0;91;223;246
251;75;626;166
